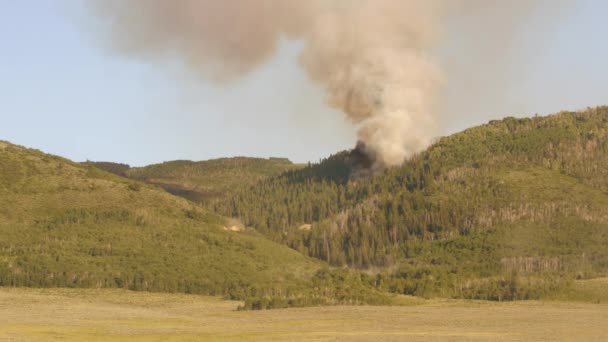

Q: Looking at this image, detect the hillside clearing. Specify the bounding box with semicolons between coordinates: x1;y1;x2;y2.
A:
1;287;607;341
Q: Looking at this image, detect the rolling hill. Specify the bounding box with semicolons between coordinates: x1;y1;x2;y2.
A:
214;106;608;300
87;157;303;204
0;141;322;300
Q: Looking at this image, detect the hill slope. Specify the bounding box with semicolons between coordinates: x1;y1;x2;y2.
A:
215;107;608;299
0;141;319;299
88;157;303;204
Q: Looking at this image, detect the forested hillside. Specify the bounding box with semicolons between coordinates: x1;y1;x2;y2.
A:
215;107;608;300
0;142;323;299
87;157;303;204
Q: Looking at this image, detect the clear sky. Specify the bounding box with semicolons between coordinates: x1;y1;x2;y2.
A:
1;0;607;166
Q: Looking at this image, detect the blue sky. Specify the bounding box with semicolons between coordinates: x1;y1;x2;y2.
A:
1;0;607;166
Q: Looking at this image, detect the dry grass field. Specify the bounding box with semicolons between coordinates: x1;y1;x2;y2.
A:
1;284;607;342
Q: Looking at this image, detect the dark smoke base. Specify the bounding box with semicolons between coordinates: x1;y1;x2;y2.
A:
348;141;384;180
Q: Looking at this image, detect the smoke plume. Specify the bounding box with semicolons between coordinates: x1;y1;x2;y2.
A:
92;0;557;170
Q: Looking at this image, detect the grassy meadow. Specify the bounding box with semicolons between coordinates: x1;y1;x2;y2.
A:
1;280;607;341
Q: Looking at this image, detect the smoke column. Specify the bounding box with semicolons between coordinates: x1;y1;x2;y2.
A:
92;0;554;169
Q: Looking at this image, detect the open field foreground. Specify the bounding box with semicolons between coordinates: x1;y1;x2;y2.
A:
1;288;607;341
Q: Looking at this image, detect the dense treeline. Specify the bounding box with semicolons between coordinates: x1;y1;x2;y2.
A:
239;268;391;310
215;107;608;298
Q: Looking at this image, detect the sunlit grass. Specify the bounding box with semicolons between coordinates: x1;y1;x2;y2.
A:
1;286;607;341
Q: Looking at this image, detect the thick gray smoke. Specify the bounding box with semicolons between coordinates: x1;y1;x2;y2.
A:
93;0;558;169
